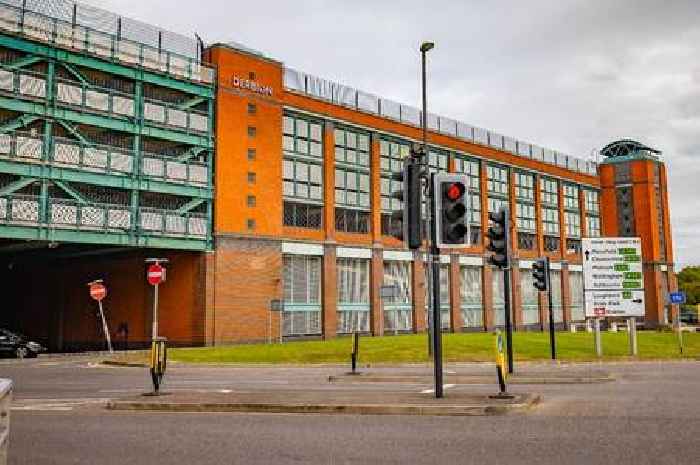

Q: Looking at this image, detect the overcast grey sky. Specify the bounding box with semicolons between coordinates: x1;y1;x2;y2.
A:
86;0;700;268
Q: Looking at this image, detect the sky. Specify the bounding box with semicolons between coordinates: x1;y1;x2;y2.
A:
84;0;700;267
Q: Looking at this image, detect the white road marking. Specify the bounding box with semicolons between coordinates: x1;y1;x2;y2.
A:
12;398;110;412
420;384;456;394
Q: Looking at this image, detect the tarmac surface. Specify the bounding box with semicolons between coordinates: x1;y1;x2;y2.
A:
2;355;700;464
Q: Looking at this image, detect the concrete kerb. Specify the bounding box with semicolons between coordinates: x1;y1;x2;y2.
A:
106;393;541;416
327;373;614;385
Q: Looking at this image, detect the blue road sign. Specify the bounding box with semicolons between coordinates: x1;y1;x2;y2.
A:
668;291;686;305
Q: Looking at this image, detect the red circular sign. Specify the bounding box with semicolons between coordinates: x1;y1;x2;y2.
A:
89;283;107;301
147;264;164;286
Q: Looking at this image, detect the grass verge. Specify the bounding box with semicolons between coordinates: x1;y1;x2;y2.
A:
167;331;700;365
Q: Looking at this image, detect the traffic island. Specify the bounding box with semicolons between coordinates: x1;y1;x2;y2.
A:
106;389;541;416
327;371;614;385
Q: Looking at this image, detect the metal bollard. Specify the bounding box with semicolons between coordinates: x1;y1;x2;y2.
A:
149;337;167;394
349;332;360;375
0;379;12;465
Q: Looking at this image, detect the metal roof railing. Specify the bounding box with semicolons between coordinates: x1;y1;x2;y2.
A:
284;67;598;177
0;0;215;84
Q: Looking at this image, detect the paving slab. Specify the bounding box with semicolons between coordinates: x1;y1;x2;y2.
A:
106;389;540;416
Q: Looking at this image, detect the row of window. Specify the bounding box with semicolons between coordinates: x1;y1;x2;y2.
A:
282;254;586;335
283;112;601;239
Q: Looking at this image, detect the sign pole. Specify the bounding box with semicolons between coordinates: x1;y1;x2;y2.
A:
503;263;514;374
98;300;113;354
676;309;684;355
627;317;637;356
546;257;556;360
594;317;602;357
152;282;159;340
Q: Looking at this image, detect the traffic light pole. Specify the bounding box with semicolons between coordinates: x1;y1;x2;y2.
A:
546;257;556;360
429;173;443;399
503;265;514;374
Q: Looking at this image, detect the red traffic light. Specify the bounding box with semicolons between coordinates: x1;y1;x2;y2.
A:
446;182;465;201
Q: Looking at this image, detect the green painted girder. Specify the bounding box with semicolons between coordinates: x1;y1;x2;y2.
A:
53;180;88;204
0;114;40;133
177;96;206;110
8;55;43;69
59;62;88;86
0;95;213;148
56;120;90;145
0;159;213;199
0;224;210;251
0;34;214;98
0;176;36;195
176;198;205;214
176;146;207;162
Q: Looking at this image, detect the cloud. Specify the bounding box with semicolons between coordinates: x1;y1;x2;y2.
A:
81;0;700;266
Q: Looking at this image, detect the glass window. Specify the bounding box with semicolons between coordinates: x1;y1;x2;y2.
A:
569;271;584;321
550;270;563;323
337;258;371;334
585;189;600;214
564;184;579;211
487;165;509;196
586;216;601;237
542;207;560;236
283;113;324;206
565;211;581;238
282;255;322;336
460;265;482;328
520;271;539;325
383;261;413;332
515;172;535;232
540;177;559;207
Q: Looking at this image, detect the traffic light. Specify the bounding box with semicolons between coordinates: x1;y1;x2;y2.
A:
389;156;422;249
532;258;549;291
434;173;470;248
486;206;510;268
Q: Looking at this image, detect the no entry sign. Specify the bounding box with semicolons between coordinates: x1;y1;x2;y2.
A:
89;282;107;301
147;263;165;286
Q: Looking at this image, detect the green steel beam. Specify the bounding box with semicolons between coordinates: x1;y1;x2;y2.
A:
0;114;40;133
56;120;91;145
0;159;213;199
0;34;214;98
0;224;209;251
0;176;36;195
53;180;88;204
59;62;88;86
0;95;213;148
8;55;42;69
176;198;205;214
177;97;206;110
176;146;206;162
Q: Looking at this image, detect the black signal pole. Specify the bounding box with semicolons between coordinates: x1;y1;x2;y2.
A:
420;41;442;399
504;260;514;374
546;257;556;359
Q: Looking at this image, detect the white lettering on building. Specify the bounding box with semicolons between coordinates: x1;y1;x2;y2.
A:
231;76;273;96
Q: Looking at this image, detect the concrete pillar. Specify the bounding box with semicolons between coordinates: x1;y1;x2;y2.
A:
322;244;337;339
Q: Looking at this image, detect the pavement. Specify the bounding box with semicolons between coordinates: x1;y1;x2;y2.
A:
3;356;700;464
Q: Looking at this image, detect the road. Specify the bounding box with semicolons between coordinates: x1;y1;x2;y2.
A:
2;356;699;464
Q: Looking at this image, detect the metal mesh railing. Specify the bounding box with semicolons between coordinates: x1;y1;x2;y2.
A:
0;1;215;84
0;194;208;238
0;64;211;133
284;67;598;177
0;132;209;187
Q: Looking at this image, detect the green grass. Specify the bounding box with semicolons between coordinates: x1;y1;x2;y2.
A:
168;331;700;365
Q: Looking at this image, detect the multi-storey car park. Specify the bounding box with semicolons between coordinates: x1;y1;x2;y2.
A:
0;1;678;350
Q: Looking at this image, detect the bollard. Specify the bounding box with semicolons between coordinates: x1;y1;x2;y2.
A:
489;330;514;399
570;323;577;333
149;337;167;395
0;379;12;465
609;322;618;332
349;332;360;375
586;319;593;333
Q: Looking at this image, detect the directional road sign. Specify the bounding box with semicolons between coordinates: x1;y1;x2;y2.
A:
582;237;644;317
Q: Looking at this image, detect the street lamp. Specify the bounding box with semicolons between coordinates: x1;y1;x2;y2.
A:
419;40;444;399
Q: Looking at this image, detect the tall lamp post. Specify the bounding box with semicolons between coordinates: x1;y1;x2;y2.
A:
420;41;443;399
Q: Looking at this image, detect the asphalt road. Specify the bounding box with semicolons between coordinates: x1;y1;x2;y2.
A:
3;357;700;465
